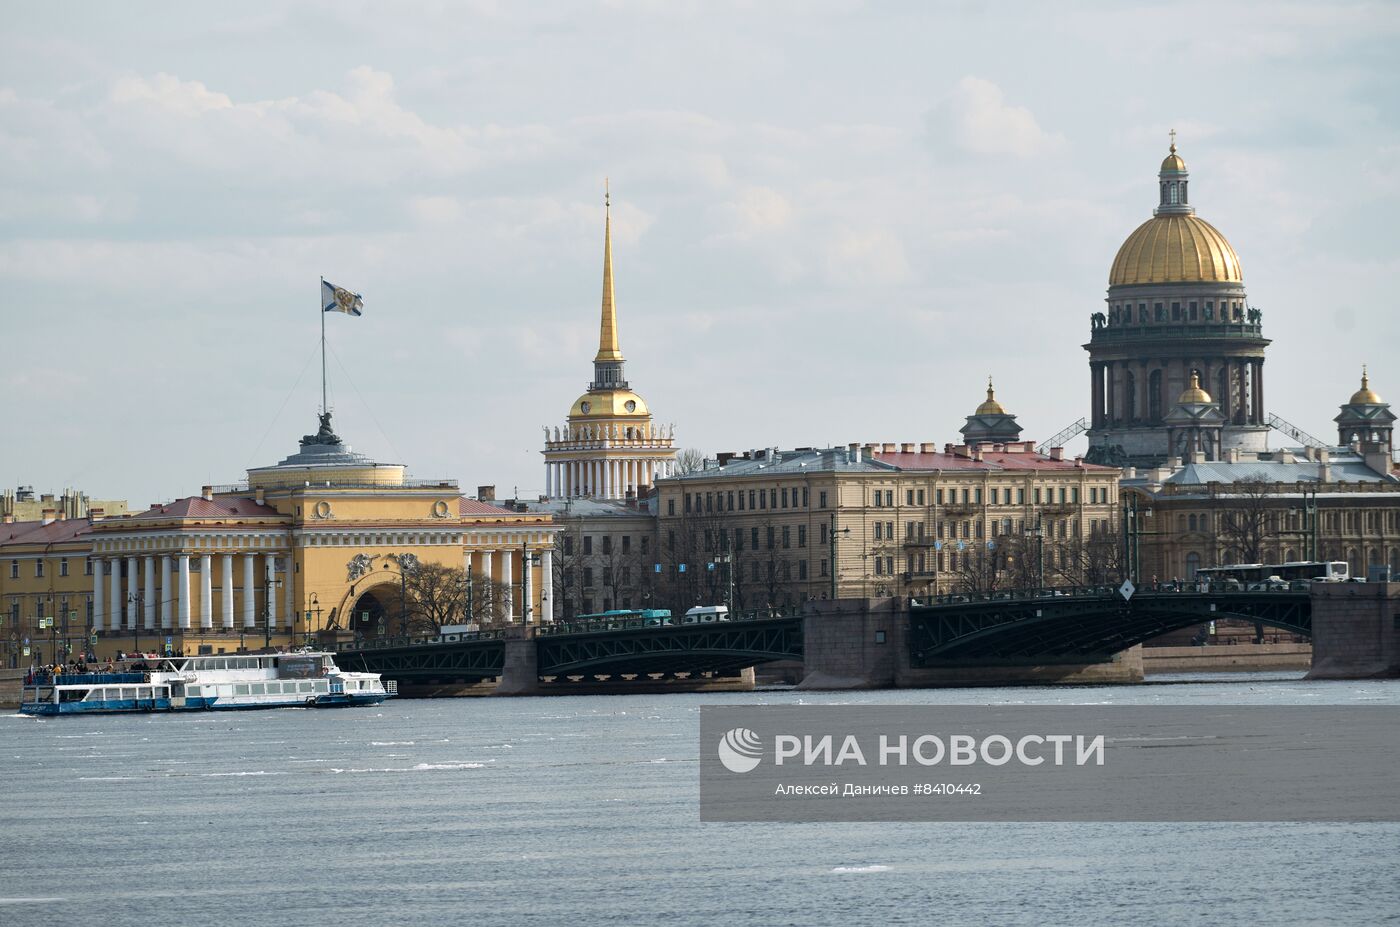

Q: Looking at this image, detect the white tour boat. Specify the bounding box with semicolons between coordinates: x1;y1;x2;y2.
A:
19;650;396;716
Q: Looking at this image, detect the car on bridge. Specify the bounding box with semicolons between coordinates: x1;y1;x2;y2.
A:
682;605;730;624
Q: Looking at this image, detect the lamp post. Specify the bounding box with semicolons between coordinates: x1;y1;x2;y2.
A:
829;512;850;599
263;577;282;651
709;552;734;613
1024;515;1046;590
387;553;419;638
127;591;142;656
305;593;321;648
1120;494;1157;586
520;541;542;627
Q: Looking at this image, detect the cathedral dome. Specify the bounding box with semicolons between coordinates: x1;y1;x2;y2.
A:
1109;141;1243;287
569;389;650;420
1110;215;1242;286
975;380;1005;415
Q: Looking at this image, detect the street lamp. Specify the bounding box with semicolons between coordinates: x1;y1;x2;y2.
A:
1121;494;1157;586
1023;515;1046;590
709;552;734;613
828;512;851;599
387;553;420;638
520;540;542;627
305;593;322;648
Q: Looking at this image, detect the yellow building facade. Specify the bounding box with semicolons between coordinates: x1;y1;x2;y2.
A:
1;413;557;664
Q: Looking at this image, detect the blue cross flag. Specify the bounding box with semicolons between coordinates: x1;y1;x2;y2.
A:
322;279;364;316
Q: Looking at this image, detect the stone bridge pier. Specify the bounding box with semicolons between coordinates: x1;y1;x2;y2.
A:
1308;582;1400;679
798;597;1143;689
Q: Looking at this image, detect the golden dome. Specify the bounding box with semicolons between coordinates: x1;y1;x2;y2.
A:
569;389;650;420
1161;143;1186;173
1350;368;1382;405
975;379;1006;415
1109;214;1242;286
1178;371;1212;404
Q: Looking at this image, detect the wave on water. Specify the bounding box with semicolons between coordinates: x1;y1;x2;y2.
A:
831;865;891;873
370;741;415;746
327;762;486;774
201;770;283;777
0;898;66;905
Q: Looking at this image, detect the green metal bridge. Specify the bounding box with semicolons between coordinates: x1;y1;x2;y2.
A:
330;587;1311;686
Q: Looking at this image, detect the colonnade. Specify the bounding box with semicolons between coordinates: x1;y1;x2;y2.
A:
1091;357;1265;428
544;457;675;500
91;552;289;633
464;546;554;624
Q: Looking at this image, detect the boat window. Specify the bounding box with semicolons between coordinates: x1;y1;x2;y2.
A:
250;684;265;695
188;686;201;696
300;682;313;693
120;687;137;699
60;689;86;702
234;684;250;695
155;687;168;697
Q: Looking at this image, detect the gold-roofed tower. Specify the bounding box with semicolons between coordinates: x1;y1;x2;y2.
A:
542;184;677;500
1085;133;1270;469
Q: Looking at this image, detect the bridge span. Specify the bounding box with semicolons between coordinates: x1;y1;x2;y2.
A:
322;581;1368;695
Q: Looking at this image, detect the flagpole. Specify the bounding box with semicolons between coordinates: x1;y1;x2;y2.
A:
320;276;328;417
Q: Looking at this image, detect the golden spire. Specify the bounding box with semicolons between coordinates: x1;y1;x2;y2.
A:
976;376;1006;415
594;179;624;363
1350;365;1382;404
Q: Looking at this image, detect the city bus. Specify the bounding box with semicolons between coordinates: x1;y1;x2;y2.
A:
572;608;674;628
1195;561;1349;591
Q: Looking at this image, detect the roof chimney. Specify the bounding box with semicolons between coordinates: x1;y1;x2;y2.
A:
201;485;214;501
40;508;55;525
254;488;266;505
477;485;496;502
1048;447;1064;461
920;442;935;453
900;442;914;453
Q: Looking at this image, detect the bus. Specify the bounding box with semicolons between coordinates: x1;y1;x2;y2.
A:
1195;561;1349;591
572;608;674;627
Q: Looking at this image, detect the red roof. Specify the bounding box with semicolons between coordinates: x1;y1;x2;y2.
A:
874;451;1115;472
128;496;282;520
0;518;93;547
458;497;514;516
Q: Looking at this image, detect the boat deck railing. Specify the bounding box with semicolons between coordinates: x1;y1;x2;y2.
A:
27;672;147;687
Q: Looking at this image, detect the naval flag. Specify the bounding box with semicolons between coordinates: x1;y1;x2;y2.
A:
322;279;363;316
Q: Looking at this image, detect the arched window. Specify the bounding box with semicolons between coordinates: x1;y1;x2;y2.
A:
1185;552;1201;579
1125;371;1137;421
1169;184;1179;204
1188;514;1198;531
1148;369;1163;422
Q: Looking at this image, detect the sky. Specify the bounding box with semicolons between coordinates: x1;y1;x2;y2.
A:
3;1;1399;508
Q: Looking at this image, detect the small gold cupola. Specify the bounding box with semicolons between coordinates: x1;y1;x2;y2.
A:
1350;366;1383;405
1178;370;1213;404
975;377;1006;415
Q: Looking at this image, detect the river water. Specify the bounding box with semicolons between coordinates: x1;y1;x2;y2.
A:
3;673;1398;926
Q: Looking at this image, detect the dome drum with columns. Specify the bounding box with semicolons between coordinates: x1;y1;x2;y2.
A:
1086;139;1270;468
542;189;677;500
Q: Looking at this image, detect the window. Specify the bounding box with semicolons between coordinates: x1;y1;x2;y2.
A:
781;488;789;508
622;535;631;553
875;522;883;540
59;558;68;577
583;567;594;586
974;488;982;504
85;557;93;576
799;560;808;580
1072;488;1080;504
873;490;882;507
667;530;675;551
583;536;593;555
35;560;44;578
705;492;713;513
782;526;791;549
820;559;829;577
917;489;925;505
1172;302;1181;320
727;491;735;512
667;499;675;516
602;536;612;554
936;489;944;505
752;527;760;548
759;491;767;510
906;490;915;505
885;491;894;507
1017;488;1025;504
875;558;884;576
819;524;828;545
685;493;692;513
886;521;894;539
1155;303;1164;321
802;488;809;507
771;490;778;509
766;527;775;550
819;490;828;509
798;525;807;548
10;560;18;579
749;490;756;510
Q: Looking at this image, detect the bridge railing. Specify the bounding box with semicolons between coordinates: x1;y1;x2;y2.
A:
537;606;802;637
913;582;1307;608
332;629;506;652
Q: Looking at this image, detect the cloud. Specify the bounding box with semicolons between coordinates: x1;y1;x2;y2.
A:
930;77;1065;158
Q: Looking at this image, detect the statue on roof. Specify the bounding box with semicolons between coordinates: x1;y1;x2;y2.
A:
302;411;343;447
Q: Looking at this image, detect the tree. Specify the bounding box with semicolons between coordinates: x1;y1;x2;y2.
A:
673;447;707;476
1215;476;1277;565
398;563;469;634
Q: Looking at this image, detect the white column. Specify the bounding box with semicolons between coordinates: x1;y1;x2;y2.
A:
501;548;514;623
200;554;213;629
221;554;234;628
523;547;533;626
177;554;191;629
544;462;552;498
161;556;173;629
143;557;156;629
108;558;121;631
265;555;277;630
541;547;554;623
93;557;104;631
242;554;256;628
480;550;494;620
126;556;138;629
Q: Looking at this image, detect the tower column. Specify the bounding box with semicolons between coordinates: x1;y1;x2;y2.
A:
92;557;104;632
143;556;156;630
200;554;213;629
108;558;121;632
265;556;277;630
544;462;552;498
161;555;173;629
177;554;191;629
480;550;494;618
501;548;513;623
221;554;235;629
284;560;294;639
1105;361;1116;424
126;556;138;629
243;553;256;628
